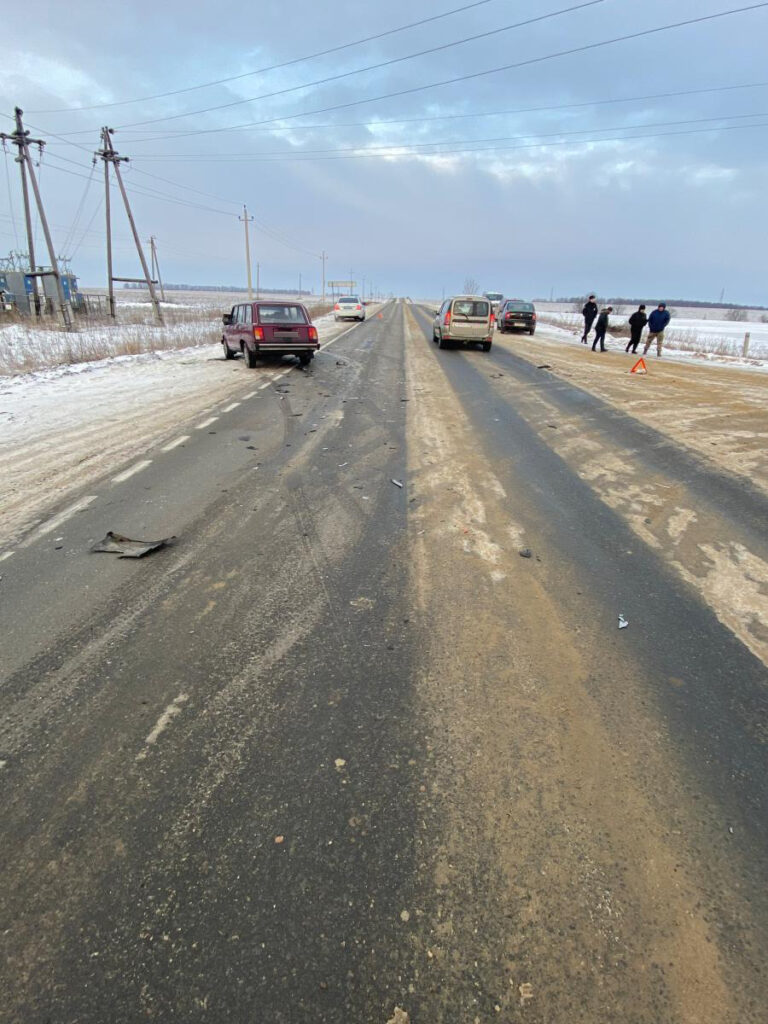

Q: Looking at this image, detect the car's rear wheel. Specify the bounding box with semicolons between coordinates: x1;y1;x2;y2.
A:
298;352;313;366
483;341;492;352
243;344;257;369
222;340;234;359
438;333;450;349
529;328;535;335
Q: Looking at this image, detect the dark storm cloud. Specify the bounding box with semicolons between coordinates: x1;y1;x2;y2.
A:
2;0;767;301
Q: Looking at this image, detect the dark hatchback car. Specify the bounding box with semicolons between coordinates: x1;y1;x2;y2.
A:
222;300;320;367
497;299;537;335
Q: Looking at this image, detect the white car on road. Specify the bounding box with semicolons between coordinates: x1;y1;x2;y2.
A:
334;295;366;321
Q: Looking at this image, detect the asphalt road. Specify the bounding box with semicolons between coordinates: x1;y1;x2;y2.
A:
1;300;766;1023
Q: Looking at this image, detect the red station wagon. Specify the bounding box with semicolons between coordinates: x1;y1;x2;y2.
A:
222;301;320;367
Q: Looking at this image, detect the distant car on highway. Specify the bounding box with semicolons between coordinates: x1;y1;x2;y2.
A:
222;300;319;367
483;291;504;314
497;299;537;335
334;295;365;321
433;295;494;352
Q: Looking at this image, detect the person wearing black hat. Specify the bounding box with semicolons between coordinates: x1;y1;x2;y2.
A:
581;295;598;344
592;306;612;352
626;304;647;354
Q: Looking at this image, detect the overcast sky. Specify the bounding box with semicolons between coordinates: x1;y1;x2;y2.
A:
2;0;767;302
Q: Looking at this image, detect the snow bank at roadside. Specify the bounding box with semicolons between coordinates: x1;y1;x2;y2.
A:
537;316;768;373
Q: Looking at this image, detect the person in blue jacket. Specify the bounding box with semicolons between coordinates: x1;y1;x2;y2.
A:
643;303;671;357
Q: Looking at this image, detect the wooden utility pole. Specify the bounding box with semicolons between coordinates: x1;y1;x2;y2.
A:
97;128;163;324
240;205;254;299
1;108;72;327
148;236;165;302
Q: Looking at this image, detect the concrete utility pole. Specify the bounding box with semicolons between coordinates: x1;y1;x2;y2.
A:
320;250;327;304
240;205;254;299
97;128;163;323
256;261;260;300
148;236;166;302
298;272;302;298
1;108;72;328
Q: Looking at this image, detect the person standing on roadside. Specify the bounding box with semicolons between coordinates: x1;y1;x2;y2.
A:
581;294;598;343
644;303;671;357
592;306;612;352
626;304;648;353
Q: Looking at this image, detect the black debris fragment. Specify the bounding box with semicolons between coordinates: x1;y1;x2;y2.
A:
518;548;533;559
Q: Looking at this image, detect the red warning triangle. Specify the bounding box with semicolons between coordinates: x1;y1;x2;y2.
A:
630;357;647;375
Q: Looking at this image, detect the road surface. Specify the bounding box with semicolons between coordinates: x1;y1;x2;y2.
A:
1;300;766;1023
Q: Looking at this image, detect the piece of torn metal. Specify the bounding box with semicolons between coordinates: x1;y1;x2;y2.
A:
618;614;629;629
391;479;404;488
91;531;175;558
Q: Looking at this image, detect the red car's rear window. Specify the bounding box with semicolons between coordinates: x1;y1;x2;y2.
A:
255;304;308;324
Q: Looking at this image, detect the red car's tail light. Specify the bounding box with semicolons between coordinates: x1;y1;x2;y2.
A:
309;326;318;341
253;326;264;340
490;312;496;323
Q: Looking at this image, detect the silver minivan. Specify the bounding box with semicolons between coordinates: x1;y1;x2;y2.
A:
433;295;494;352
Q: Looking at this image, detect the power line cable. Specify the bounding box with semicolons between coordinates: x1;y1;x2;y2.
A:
128;110;768;161
60;161;96;255
2;142;20;249
28;0;505;113
108;80;768;141
117;1;608;128
127;120;768;164
114;2;768;134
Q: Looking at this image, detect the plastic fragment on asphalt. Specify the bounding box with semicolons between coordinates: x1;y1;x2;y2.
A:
391;479;404;488
519;983;534;1004
537;364;552;369
619;614;629;629
519;548;533;559
91;531;175;558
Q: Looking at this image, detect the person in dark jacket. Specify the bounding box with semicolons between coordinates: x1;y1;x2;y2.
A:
581;295;598;343
591;306;612;352
643;303;671;357
626;304;647;353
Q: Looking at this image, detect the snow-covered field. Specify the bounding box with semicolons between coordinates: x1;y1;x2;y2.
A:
536;311;768;367
0;294;333;375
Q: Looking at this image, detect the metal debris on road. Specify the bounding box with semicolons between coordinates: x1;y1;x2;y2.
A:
519;548;533;559
391;479;404;488
618;614;629;629
338;462;348;467
537;364;552;369
91;531;175;558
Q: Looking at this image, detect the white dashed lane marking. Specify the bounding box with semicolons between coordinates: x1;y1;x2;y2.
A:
242;391;257;399
222;402;241;412
112;460;153;484
29;495;99;540
136;693;190;761
0;551;14;562
160;435;190;452
195;416;219;430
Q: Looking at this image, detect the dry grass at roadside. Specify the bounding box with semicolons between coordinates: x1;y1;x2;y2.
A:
0;301;332;376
